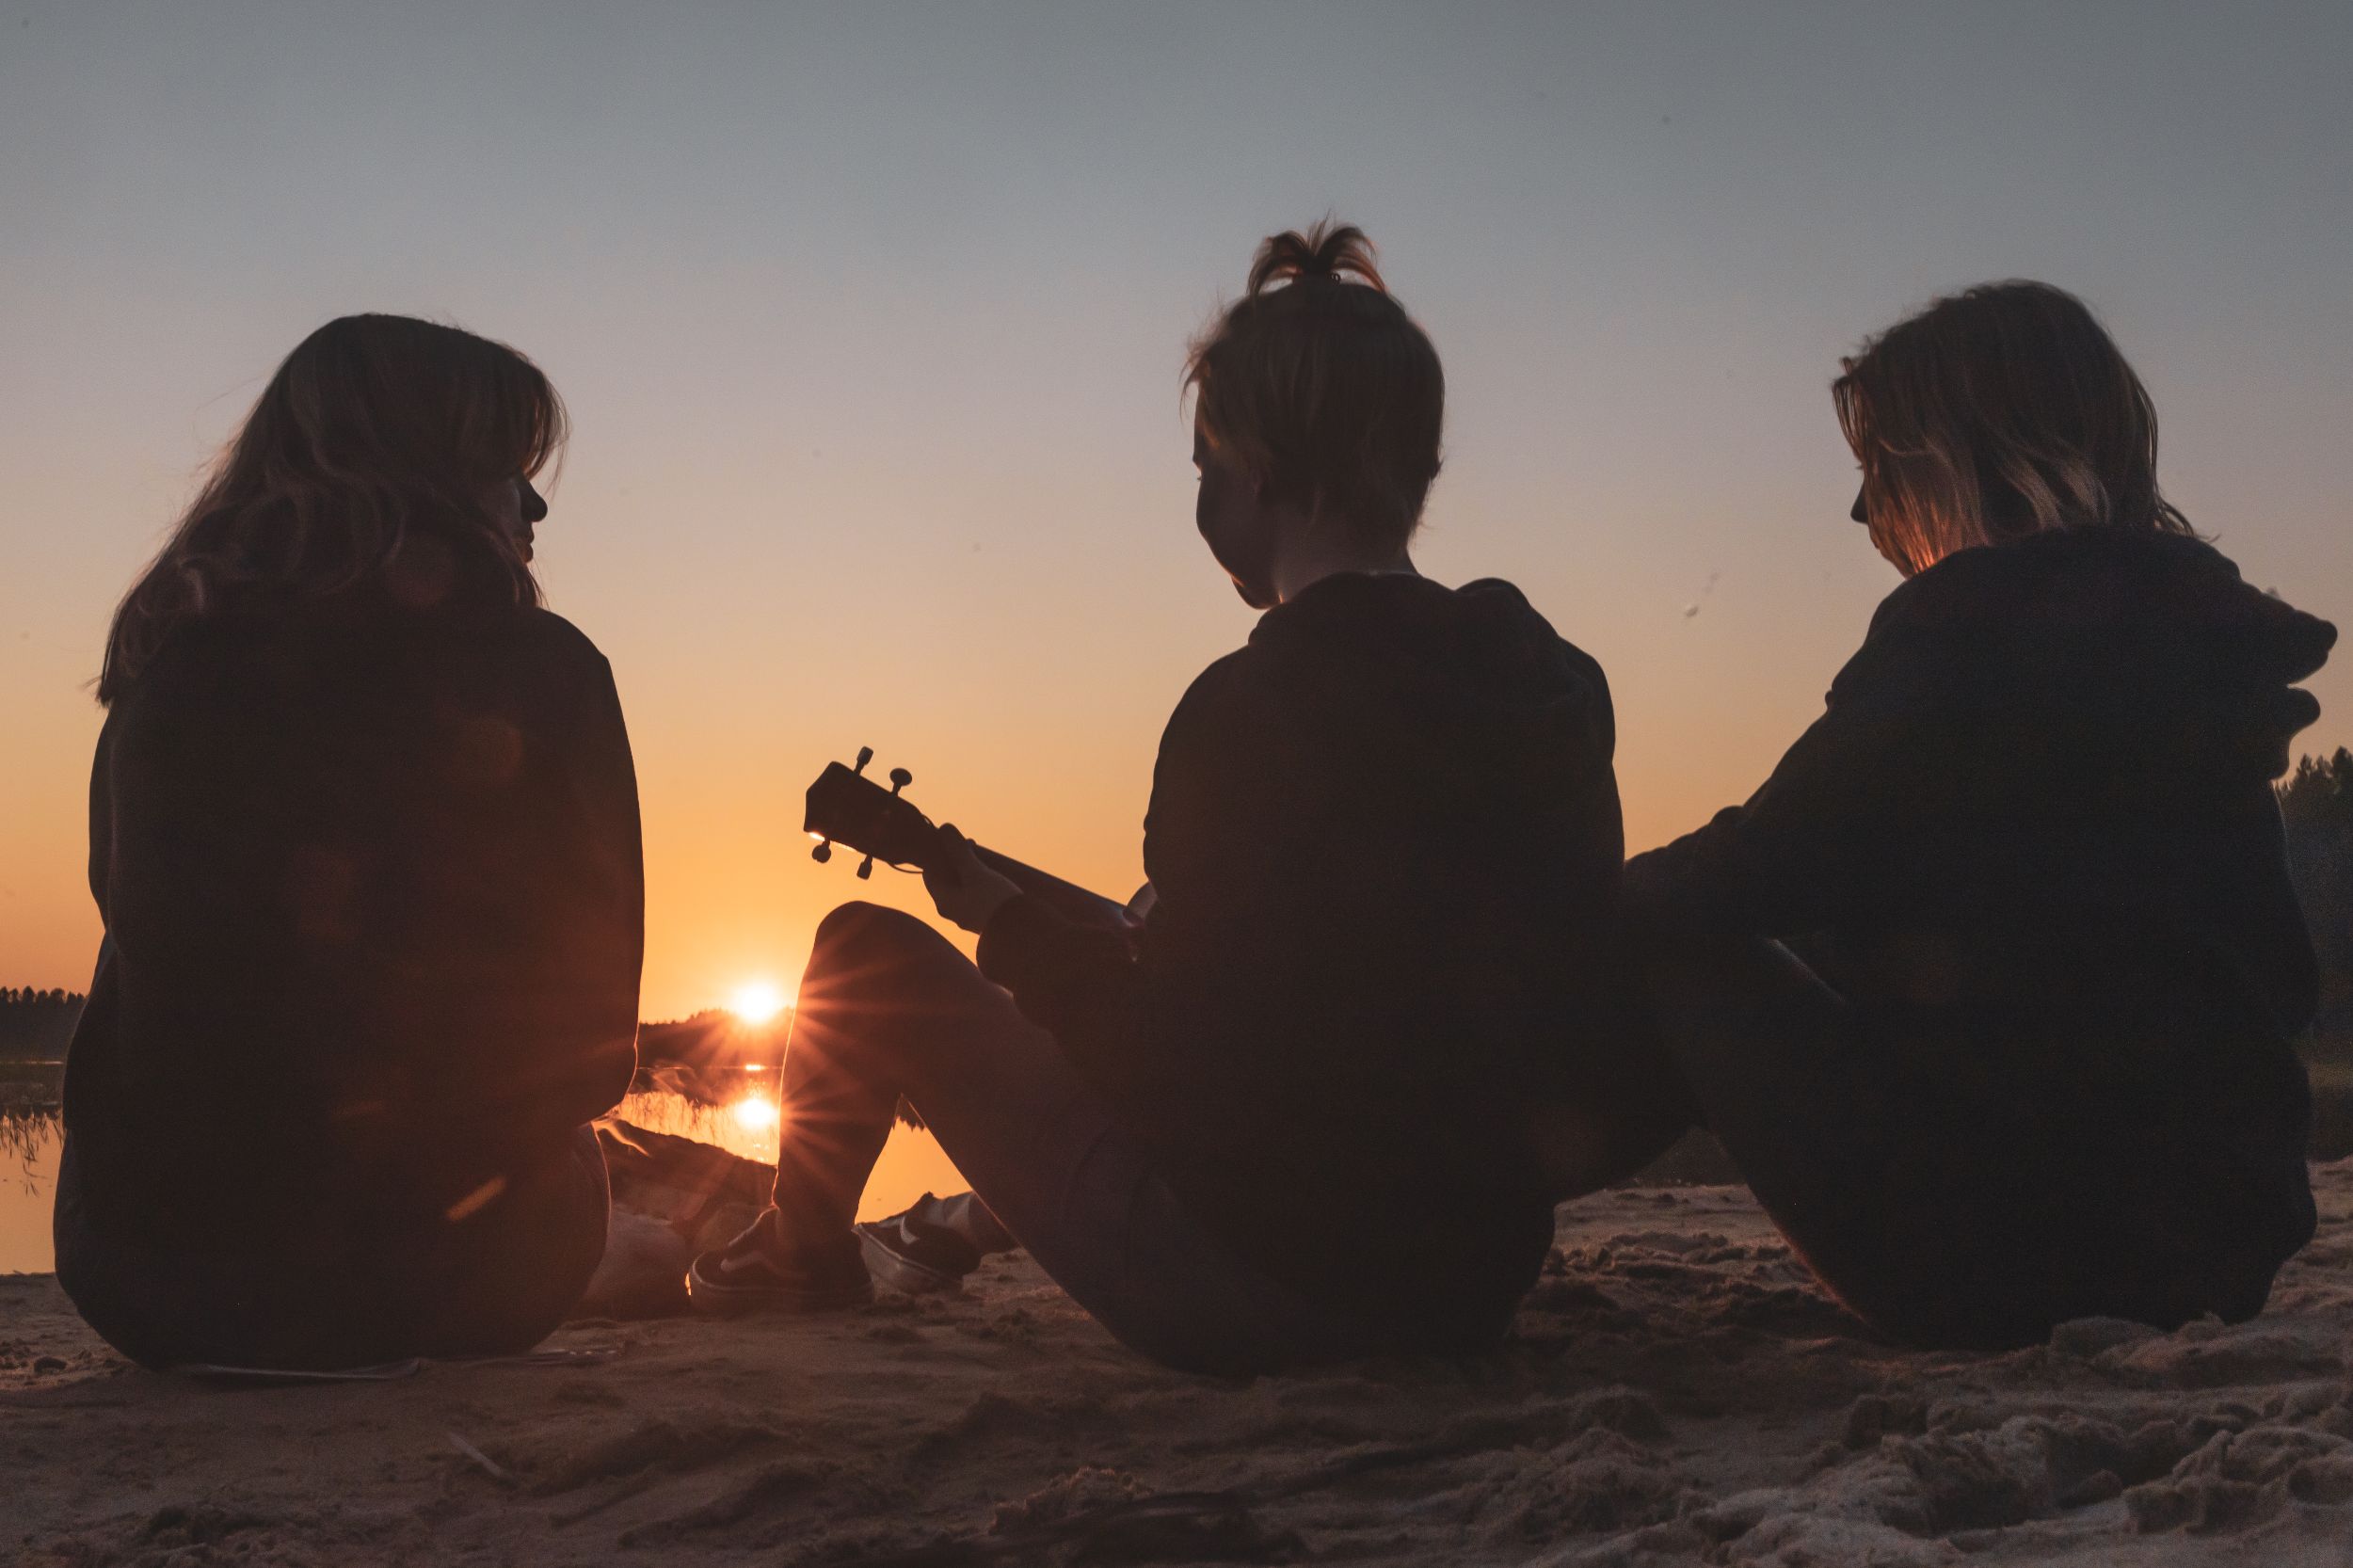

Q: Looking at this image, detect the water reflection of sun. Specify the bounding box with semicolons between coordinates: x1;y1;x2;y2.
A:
730;1095;781;1134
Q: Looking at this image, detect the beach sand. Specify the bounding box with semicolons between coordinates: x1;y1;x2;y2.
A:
10;1163;2353;1565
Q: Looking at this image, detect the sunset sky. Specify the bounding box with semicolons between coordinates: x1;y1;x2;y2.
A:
3;3;2347;1020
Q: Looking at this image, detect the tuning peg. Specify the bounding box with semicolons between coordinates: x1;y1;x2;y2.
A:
854;745;874;776
856;854;875;880
811;839;833;863
888;767;913;796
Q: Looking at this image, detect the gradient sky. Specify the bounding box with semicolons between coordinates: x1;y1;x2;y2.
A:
3;2;2347;1019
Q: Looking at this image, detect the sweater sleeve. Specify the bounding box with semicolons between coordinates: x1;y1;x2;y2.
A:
550;648;645;1116
471;641;645;1140
974;891;1141;1041
1623;591;1955;939
974;650;1270;1067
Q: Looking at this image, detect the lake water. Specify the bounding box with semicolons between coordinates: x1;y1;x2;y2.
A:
0;1063;965;1275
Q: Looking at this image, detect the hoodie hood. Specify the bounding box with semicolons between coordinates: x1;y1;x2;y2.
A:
1880;528;2335;786
1245;572;1614;816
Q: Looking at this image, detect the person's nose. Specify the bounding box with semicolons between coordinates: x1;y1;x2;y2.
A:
520;479;549;525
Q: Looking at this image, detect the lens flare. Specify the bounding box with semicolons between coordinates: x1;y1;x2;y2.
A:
728;980;785;1024
730;1096;781;1134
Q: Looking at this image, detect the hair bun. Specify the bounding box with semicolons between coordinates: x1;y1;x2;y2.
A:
1247;219;1386;297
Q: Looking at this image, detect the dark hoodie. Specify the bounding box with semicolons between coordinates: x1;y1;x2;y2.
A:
1625;529;2334;1309
979;573;1673;1347
1625;529;2332;1033
60;594;642;1286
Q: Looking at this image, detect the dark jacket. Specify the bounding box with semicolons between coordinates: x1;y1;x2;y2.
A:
1623;528;2333;1335
60;593;643;1276
978;572;1668;1348
1625;528;2331;1043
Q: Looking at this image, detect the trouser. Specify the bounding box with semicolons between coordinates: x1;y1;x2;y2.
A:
770;900;1389;1376
1642;935;2316;1350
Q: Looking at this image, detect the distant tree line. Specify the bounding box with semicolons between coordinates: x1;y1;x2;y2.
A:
2282;747;2353;1058
636;1009;792;1078
0;988;85;1060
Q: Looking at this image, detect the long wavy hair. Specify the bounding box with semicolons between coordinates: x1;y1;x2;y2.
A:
1834;280;2192;576
1185;219;1444;552
99;314;566;704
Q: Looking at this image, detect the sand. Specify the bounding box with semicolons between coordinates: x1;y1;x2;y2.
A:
10;1164;2353;1566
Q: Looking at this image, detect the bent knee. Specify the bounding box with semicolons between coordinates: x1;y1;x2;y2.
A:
811;899;940;955
803;901;971;1010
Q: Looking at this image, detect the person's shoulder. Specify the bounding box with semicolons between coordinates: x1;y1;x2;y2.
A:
504;606;614;674
430;606;622;732
431;603;615;689
1170;642;1264;716
1456;574;1612;696
1878;527;2234;618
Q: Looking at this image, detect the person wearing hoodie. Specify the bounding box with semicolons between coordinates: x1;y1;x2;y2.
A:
1625;280;2334;1351
56;316;642;1371
689;223;1689;1370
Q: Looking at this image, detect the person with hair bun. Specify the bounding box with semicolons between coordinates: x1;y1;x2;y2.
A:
1626;281;2333;1350
692;223;1687;1370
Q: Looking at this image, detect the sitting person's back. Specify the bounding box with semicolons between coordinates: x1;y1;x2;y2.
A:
689;224;1685;1371
1625;281;2330;1348
56;315;642;1370
985;568;1666;1348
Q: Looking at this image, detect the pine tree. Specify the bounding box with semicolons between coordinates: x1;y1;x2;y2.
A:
2281;748;2353;1055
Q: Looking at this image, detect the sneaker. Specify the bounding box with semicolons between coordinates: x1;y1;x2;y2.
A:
855;1209;984;1295
686;1208;873;1315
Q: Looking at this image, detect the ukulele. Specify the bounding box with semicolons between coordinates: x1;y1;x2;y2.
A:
803;748;1132;930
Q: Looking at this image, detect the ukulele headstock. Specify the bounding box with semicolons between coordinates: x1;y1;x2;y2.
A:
804;746;939;880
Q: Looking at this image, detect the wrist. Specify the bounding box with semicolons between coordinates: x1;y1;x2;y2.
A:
968;879;1023;934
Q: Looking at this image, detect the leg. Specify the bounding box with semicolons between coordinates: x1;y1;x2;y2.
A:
416;1124;613;1355
702;902;1382;1371
55;1126;611;1368
1642;934;2309;1349
1640;935;1967;1340
1641;936;1865;1222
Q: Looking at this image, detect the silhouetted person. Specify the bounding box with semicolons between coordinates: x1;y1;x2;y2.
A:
56;315;643;1370
1626;281;2333;1350
689;223;1688;1373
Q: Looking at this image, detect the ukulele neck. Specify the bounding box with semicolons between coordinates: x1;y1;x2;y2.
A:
967;844;1129;930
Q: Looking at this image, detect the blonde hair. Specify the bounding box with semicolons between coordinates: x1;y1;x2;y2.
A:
1185;220;1444;552
1833;280;2191;575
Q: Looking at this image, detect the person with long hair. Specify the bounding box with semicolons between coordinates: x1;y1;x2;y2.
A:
689;223;1687;1371
56;314;643;1370
1627;281;2333;1349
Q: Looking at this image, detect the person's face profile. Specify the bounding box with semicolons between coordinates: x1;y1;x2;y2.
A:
1193;423;1276;610
487;476;548;562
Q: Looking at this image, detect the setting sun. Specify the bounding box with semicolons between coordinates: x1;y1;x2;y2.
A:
728;979;786;1025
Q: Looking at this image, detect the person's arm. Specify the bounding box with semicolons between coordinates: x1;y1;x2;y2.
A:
483;646;644;1138
945;653;1264;1049
547;651;644;1119
86;716;116;922
968;844;1132;929
1624;597;1954;940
